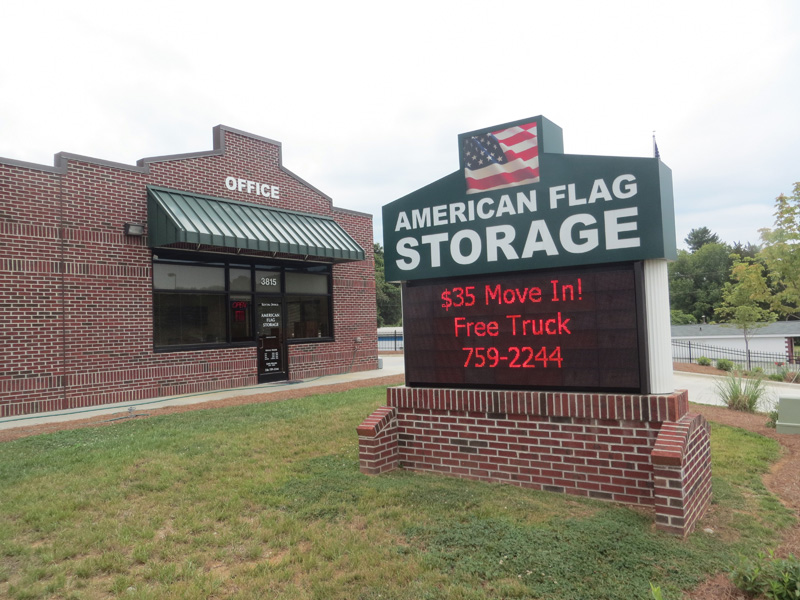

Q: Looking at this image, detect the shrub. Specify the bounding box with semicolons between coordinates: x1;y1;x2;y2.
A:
744;367;766;378
697;356;712;366
766;409;779;428
731;550;800;599
715;373;768;412
716;358;735;372
775;365;800;383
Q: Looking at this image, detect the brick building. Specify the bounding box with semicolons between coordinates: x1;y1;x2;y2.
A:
1;125;378;417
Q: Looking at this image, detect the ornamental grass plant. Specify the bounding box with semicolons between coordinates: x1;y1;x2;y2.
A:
715;372;769;413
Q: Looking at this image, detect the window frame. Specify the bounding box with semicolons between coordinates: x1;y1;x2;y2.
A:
151;251;334;352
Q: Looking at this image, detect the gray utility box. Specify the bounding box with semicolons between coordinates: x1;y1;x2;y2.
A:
776;397;800;435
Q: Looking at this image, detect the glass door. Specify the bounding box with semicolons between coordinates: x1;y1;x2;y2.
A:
256;298;287;383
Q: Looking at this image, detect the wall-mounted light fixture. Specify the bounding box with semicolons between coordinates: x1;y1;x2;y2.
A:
124;223;145;236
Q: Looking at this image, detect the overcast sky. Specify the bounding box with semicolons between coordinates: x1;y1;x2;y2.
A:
2;0;798;250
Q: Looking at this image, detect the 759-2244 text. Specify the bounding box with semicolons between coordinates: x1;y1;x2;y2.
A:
462;346;563;368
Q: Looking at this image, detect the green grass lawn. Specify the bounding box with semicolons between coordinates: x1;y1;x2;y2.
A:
0;386;793;600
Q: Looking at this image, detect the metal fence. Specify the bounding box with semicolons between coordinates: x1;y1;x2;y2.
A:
672;339;795;373
378;330;404;351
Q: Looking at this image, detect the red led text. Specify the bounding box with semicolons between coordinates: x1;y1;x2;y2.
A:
462;346;564;368
454;317;499;337
506;313;571;336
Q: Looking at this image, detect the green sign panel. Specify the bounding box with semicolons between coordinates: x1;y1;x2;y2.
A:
383;116;676;282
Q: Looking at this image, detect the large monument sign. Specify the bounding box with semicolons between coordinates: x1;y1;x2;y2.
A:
385;116;675;395
358;117;711;537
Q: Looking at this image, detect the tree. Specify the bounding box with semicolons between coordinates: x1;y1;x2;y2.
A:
684;227;721;252
670;309;698;325
374;243;402;327
668;243;734;322
730;241;761;260
716;256;777;369
759;182;800;319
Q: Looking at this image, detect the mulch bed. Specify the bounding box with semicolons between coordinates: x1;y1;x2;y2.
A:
674;361;736;377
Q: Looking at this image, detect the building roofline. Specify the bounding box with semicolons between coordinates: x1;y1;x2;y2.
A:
0;126;337;206
333;206;372;218
0;155;67;174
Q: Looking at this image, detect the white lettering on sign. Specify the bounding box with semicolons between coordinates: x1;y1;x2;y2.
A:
395;209;641;271
393;175;637;233
224;176;280;199
392;174;644;271
395;190;538;232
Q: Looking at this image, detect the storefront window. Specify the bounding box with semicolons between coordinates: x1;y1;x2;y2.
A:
153;263;224;291
286;272;328;294
229;268;252;292
287;296;330;339
152;254;332;350
154;293;226;347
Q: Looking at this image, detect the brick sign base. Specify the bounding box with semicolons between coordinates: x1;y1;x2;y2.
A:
357;387;711;537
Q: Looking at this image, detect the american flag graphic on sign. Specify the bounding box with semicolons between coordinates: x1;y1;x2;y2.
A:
462;122;539;194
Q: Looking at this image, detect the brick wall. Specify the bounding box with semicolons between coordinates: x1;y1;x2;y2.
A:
652;412;712;535
1;126;378;417
356;406;398;475
358;386;712;536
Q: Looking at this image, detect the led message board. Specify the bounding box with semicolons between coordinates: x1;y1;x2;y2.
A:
403;262;647;393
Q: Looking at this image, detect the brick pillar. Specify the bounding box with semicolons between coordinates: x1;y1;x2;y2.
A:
652;413;712;536
357;406;399;475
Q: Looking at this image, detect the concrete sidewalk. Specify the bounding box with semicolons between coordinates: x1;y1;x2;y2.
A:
4;356;800;432
0;355;405;432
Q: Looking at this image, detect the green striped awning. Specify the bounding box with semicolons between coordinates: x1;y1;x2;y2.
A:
147;187;365;262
